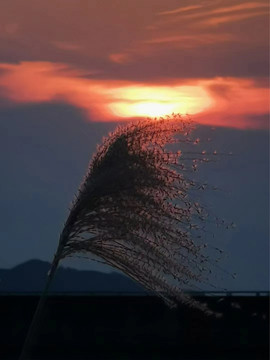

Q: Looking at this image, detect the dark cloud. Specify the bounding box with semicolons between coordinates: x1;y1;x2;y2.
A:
0;0;268;79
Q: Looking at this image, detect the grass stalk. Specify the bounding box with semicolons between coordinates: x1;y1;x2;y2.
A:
19;255;61;360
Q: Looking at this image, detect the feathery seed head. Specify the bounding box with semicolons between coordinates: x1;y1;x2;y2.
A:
56;114;226;314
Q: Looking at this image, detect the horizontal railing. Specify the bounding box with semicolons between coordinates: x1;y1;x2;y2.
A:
0;290;269;297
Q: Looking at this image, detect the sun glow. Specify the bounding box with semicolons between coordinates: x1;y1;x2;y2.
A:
0;62;268;128
110;101;176;117
107;85;213;118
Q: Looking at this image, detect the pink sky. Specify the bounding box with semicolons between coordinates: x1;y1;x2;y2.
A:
0;0;268;128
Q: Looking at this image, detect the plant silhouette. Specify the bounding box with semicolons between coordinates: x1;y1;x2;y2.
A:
20;114;225;359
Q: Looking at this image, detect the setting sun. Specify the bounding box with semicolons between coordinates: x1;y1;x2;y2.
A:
106;85;213;118
109;101;176;117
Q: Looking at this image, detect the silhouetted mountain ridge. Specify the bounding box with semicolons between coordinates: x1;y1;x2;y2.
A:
0;259;145;293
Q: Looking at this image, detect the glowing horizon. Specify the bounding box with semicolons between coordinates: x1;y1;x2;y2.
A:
0;61;268;129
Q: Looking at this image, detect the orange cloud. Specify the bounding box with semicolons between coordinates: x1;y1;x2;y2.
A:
158;5;203;16
0;0;267;83
157;2;268;23
0;62;112;119
200;10;267;26
204;77;268;114
0;62;268;129
158;2;267;18
109;53;130;64
143;33;234;46
106;1;268;67
194;78;269;129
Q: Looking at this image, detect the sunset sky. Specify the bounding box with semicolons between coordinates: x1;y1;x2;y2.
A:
0;1;269;291
0;0;268;127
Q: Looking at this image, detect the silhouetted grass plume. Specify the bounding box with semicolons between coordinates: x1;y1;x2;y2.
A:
56;114;220;311
20;114;228;359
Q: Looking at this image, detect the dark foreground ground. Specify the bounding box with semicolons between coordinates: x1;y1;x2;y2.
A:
0;294;269;360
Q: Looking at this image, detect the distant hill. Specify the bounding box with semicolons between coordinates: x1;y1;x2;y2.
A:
0;259;145;293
